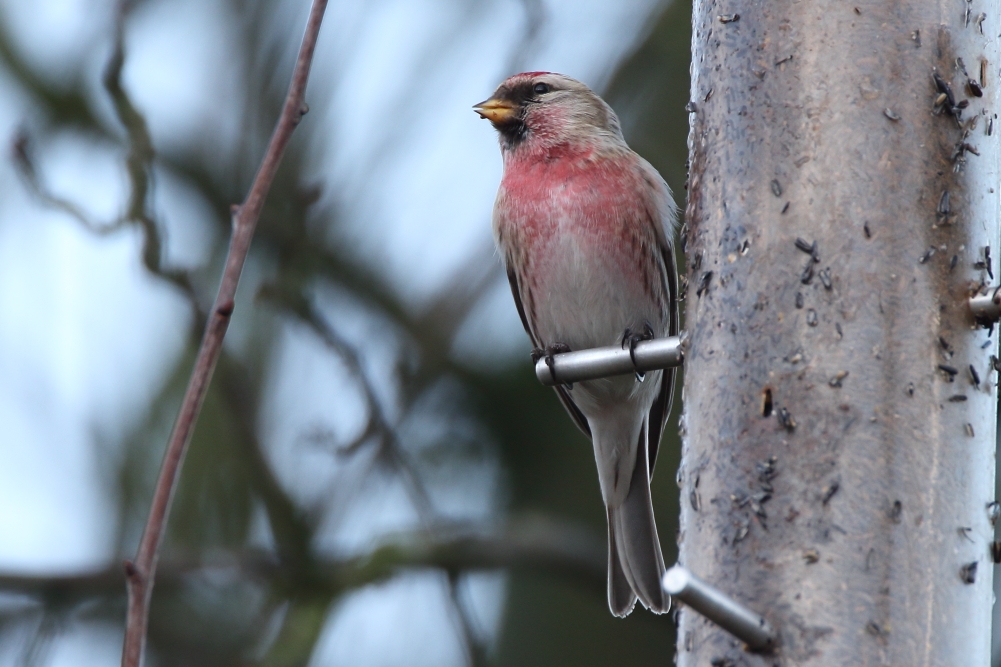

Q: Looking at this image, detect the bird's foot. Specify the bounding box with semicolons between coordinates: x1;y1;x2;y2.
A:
621;323;655;382
533;343;573;388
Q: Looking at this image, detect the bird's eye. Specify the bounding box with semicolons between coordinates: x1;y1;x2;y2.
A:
533;82;550;95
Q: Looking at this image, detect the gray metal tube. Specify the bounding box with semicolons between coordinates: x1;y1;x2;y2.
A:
663;566;776;652
533;336;683;386
680;0;999;664
970;287;1001;323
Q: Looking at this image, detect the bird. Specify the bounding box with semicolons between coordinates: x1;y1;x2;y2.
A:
474;72;679;617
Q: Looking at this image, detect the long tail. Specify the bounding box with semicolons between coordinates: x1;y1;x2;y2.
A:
606;419;669;617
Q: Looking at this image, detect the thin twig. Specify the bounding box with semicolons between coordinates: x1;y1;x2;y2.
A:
259;286;440;522
11;130;130;235
446;573;489;667
102;3;187;293
119;2;328;666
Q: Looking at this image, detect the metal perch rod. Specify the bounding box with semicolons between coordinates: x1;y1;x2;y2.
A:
534;336;683;386
970;286;1001;323
663;565;777;651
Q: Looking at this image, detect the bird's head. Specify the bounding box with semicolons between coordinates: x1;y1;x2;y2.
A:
474;72;623;150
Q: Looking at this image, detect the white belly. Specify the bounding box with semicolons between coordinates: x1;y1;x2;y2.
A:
527;230;664;410
530;230;660;351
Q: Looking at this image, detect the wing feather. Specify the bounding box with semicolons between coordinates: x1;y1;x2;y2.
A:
506;265;592;438
636;161;679;476
645;240;678;474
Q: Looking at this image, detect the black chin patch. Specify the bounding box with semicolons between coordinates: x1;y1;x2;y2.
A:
492;80;541;147
497;118;527;146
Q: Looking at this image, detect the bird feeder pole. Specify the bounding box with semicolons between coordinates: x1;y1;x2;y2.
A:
677;0;999;664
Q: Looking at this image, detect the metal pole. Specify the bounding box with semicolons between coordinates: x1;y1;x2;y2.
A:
679;0;999;663
534;336;683;386
663;566;776;652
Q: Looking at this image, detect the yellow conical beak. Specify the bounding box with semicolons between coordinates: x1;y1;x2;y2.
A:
473;98;518;124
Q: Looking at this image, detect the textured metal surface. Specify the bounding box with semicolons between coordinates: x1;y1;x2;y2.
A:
533;336;683;385
679;0;999;664
664;565;776;650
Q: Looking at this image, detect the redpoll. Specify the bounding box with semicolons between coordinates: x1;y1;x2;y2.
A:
475;72;679;616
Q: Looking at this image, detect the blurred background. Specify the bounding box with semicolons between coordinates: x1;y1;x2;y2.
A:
5;1;1000;666
0;0;693;665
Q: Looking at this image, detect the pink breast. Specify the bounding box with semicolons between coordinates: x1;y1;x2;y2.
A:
498;149;653;283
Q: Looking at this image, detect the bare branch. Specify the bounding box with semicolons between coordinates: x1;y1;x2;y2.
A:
120;2;329;666
258;285;548;664
101;3;173;287
7;3;195;300
258;285;441;525
1;518;604;601
11;130;129;235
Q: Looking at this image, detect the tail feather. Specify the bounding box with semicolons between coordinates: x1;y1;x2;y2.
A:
606;419;669;615
607;509;638;617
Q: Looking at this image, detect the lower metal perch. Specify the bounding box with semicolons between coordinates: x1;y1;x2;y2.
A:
663;565;777;651
534;335;683;386
970;286;1001;323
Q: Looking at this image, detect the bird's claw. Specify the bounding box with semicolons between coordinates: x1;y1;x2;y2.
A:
535;343;573;388
621;323;655;382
